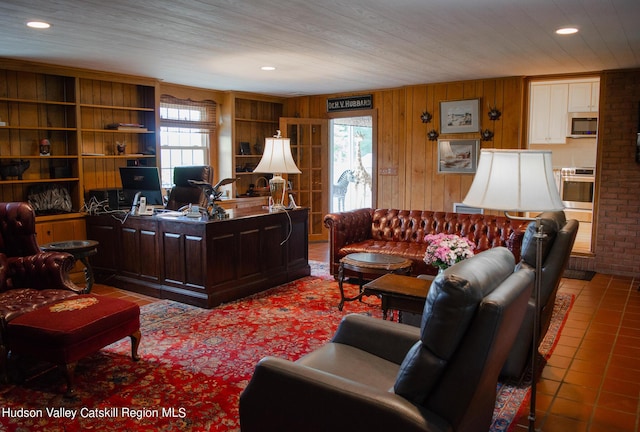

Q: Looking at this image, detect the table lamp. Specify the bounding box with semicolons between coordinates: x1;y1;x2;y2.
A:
253;130;301;212
462;149;564;432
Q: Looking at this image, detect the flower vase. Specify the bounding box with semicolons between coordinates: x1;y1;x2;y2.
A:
437;267;446;277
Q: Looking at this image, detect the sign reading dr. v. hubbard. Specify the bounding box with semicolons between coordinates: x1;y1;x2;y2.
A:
327;95;372;113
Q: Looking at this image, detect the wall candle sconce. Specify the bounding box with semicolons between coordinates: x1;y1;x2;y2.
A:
481;129;494;141
427;129;439;141
488;106;502;121
421;111;433;123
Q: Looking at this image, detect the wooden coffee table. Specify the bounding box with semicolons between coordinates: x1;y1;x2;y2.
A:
337;253;412;310
363;273;432;320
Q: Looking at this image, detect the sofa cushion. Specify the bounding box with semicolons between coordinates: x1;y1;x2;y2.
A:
394;247;515;404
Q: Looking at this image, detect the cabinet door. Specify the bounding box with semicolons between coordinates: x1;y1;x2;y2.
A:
568;82;599;112
529;83;568;144
36;218;86;244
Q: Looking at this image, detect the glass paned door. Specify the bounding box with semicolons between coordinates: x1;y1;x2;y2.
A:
280;118;328;241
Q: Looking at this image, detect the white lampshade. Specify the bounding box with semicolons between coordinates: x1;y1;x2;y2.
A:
253;136;301;175
462;149;564;212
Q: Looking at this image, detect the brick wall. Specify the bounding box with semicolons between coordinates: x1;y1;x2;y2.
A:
580;68;640;277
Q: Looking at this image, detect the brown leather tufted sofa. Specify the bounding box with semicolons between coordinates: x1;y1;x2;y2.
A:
0;202;82;380
324;208;527;278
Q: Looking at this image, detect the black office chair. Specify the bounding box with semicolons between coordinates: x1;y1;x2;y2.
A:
165;166;213;210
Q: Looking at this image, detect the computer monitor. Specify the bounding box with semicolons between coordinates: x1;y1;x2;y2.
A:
119;166;164;206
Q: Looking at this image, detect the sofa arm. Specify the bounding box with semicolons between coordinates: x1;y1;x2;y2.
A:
324;208;374;274
331;314;421;365
6;252;82;293
240;356;446;432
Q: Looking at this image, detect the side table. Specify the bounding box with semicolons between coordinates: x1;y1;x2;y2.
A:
41;240;99;294
363;273;432;320
337;253;412;311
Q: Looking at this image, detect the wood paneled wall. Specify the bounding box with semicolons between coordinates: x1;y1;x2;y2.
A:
284;76;524;212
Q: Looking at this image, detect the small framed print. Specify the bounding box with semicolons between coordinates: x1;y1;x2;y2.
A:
440;99;481;133
437;139;479;174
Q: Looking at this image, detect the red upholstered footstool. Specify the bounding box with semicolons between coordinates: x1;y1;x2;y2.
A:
6;294;141;395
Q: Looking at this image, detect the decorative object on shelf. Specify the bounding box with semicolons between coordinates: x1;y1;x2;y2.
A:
240;142;251;155
437;139;480;174
440;98;481;133
427;129;439;141
0;159;30;180
253;130;301;212
420;111;432;123
27;183;73;215
254;177;271;196
253;142;263;154
462;149;564;432
488;106;502;121
105;123;147;131
39;138;51;156
423;233;475;271
481;129;494;141
116;141;126;155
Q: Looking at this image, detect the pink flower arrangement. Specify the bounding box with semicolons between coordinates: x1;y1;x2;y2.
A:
423;233;475;270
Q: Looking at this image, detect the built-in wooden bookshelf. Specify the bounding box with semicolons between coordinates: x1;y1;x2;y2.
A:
232;95;283;198
0;59;159;243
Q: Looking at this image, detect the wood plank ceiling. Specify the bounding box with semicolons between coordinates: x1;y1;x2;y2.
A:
0;0;638;96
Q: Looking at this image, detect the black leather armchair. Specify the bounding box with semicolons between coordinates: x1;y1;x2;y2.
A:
165;165;213;210
500;211;578;379
240;247;534;432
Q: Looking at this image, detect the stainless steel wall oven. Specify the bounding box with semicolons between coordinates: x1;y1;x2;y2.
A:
560;167;595;210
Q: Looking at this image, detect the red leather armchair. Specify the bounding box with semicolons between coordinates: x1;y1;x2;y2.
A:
0;202;82;380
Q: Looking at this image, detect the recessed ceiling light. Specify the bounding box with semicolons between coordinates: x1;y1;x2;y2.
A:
556;27;578;35
260;66;276;71
26;21;51;29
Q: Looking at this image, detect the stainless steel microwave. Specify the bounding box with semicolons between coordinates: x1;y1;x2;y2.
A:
568;112;598;138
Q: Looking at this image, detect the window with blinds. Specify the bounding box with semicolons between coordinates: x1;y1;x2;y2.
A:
159;96;216;188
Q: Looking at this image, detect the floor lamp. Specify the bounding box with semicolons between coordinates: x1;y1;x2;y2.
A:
462;149;564;432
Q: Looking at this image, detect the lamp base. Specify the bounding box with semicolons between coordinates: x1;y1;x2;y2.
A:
268;174;286;212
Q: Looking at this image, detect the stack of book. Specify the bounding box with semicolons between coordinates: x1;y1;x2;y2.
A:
105;123;147;131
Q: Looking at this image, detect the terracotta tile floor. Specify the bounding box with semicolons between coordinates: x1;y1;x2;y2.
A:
96;242;640;431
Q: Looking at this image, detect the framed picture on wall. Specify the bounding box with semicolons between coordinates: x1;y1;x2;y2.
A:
440;99;481;133
437;139;479;173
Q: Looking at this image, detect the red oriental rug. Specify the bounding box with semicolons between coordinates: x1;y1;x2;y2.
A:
0;262;572;431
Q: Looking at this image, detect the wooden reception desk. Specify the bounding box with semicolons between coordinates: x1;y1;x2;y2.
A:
86;207;310;308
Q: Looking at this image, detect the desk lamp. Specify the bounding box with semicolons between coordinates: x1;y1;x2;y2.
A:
462;149;564;432
253;130;301;211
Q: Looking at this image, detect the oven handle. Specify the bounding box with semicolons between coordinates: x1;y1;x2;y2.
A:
561;175;595;182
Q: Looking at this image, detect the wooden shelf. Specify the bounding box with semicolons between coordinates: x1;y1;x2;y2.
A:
236;117;279;124
79;103;154;111
0;155;77;159
81;154;156;159
0;177;79;185
80;128;154;133
0;97;75;106
0;125;76;131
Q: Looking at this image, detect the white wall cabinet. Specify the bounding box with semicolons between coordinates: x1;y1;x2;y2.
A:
568;80;600;112
529;83;569;144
